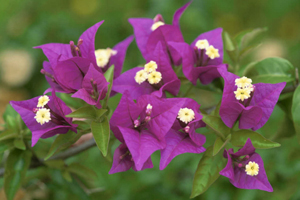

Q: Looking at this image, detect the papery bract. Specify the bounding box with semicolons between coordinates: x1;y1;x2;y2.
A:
35;21;133;81
109;143;153;174
10;91;77;146
160;129;205;170
109;91;184;171
218;67;286;130
160;98;206;169
168;28;226;85
72;65;109;109
220;138;273;192
112;42;180;99
129;2;191;65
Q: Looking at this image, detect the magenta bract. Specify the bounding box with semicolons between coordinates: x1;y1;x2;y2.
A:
220;138;273;192
168;28;226;85
218;67;286;130
112;42;180;99
128;2;191;65
10;91;77;146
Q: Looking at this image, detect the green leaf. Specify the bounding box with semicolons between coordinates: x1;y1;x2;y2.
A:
277;95;293;120
95;108;108;120
91;116;110;156
62;170;73;182
201;114;231;139
190;146;226;198
0;140;14;153
292;86;300;143
58;93;86;109
187;88;222;109
13;139;26;150
231;130;280;149
45;130;85;160
66;105;97;119
243;57;295;84
4;149;32;200
73;120;90;131
68;163;97;180
0;129;17;142
211;101;222;117
236;27;267;56
44;159;65;169
3;105;19;121
223;31;235;51
5;115;18;131
275;114;295;139
213;135;231;156
103;65;114;108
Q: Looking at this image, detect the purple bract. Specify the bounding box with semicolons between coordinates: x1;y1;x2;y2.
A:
168;28;226;85
10;91;77;146
129;2;191;65
218;67;286;130
112;42;180;99
109;91;185;172
220;138;273;192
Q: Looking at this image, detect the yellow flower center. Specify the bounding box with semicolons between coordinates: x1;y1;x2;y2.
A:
94;48;117;68
234;88;251;101
148;71;162;84
144;61;158;73
37;95;50;108
235;76;252;88
135;69;148;84
195;39;209;50
234;76;254;101
151;21;165;31
34;108;51;125
205;45;220;59
177;108;195;124
245;161;259;176
147;104;152;110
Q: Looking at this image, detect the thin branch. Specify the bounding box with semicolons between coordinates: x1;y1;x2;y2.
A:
49;139;96;160
0;139;97;177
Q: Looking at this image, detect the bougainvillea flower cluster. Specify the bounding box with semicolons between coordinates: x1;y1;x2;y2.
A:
129;2;190;65
220;138;273;192
160;98;206;170
218;67;286;130
6;1;291;197
35;21;133;79
168;28;227;85
10;91;77;146
112;42;180;99
109;92;206;173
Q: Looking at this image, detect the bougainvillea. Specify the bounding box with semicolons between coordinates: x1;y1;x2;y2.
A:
2;1;299;200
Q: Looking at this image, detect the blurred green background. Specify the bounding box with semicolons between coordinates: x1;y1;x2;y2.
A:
0;0;300;199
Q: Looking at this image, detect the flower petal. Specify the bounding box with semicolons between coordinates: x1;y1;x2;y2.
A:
191;28;223;66
172;1;191;27
109;35;134;79
250;82;286;130
128;18;153;61
160;129;205;170
79;21;104;67
119;127;165;171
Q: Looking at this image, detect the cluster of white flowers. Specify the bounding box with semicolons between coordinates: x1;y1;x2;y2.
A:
34;95;51;125
95;48;117;68
234;76;254;101
195;39;220;60
245;161;259;176
135;61;162;85
151;21;165;31
177;108;195;124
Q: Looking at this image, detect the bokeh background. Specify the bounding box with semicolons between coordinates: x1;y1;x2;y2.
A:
0;0;300;199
